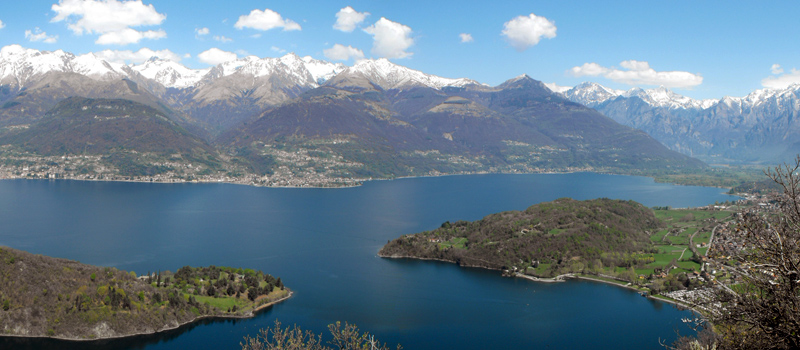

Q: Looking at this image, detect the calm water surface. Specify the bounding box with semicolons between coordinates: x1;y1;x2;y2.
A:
0;173;736;349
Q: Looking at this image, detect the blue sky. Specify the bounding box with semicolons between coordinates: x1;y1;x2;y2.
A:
1;0;799;99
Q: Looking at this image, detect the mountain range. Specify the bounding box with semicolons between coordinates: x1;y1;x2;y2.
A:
559;82;800;164
0;45;706;185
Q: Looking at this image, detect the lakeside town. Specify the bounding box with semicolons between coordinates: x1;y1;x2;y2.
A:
0;146;599;188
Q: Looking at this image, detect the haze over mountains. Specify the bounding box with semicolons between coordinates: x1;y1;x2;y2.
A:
0;45;726;185
559;82;800;164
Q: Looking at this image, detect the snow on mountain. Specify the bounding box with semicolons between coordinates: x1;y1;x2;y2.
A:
1;46;480;94
71;53;127;80
217;56;259;77
562;82;623;106
130;57;210;89
0;45;128;86
228;53;317;88
620;86;718;109
564;82;718;110
302;56;346;84
340;58;478;90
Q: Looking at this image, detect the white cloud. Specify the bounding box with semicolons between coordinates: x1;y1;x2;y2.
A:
323;44;364;61
214;35;232;43
95;28;165;45
51;0;166;45
234;8;300;31
94;47;182;64
762;67;800;89
459;33;473;43
569;60;703;88
198;48;237;65
544;82;570;93
25;28;59;43
333;6;368;32
501;13;556;51
363;17;413;59
0;20;5;29
271;46;286;54
195;27;209;36
250;33;262;39
771;64;784;75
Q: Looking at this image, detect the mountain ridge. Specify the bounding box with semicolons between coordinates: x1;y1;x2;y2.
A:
558;81;800;163
0;45;706;187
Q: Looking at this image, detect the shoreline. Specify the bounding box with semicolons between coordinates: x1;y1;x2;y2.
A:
380;253;702;313
0;291;293;343
2;168;716;190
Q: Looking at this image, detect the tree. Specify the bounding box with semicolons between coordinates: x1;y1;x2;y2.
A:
241;320;401;350
699;157;800;349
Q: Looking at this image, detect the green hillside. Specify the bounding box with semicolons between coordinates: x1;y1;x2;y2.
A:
0;247;289;340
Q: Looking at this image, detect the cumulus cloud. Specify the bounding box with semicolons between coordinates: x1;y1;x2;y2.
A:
94;47;182;64
198;48;237;65
271;46;286;54
333;6;368;32
459;33;473;43
234;8;300;31
323;44;364;61
763;66;800;89
25;28;58;43
51;0;166;45
363;17;413;59
0;20;5;29
544;82;570;93
501;13;556;51
214;35;232;43
195;27;209;36
96;28;165;45
569;60;703;88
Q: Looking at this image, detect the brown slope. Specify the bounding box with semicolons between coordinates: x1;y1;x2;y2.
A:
0;97;216;157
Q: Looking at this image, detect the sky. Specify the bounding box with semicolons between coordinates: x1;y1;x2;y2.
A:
0;0;799;100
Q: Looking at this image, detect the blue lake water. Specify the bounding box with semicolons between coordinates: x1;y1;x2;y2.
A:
0;173;736;349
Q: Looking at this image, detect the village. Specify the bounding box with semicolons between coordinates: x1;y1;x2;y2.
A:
654;190;781;308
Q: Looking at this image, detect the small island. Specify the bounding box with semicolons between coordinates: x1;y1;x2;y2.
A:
379;198;737;301
0;246;290;340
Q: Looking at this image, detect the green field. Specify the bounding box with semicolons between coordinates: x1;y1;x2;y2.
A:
189;294;250;311
643;209;733;276
439;237;468;249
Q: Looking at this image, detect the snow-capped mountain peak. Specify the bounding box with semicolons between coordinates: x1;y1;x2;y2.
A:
562;82;624;106
301;56;346;85
342;58;477;90
621;86;718;110
563;81;717;110
232;54;316;88
130;57;209;89
71;52;127;80
0;45;130;86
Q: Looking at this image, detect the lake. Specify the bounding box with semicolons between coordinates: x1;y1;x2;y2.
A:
0;173;736;349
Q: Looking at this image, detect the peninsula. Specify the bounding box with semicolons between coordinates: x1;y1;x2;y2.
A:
0;247;290;340
379;198;738;301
